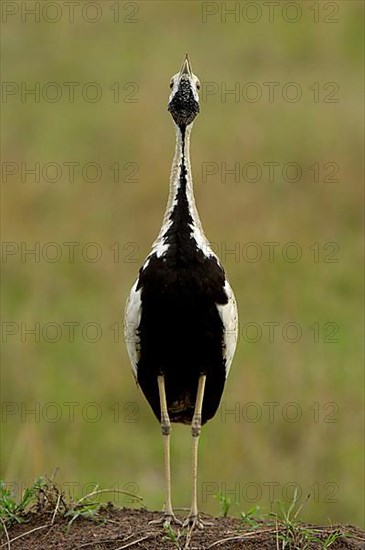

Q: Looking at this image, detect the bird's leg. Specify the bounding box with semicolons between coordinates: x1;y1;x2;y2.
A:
184;374;208;530
149;375;182;527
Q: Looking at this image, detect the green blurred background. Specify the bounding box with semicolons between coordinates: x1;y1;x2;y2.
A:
1;0;364;527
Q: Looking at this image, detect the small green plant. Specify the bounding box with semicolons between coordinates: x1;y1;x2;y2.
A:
65;483;104;528
0;482;24;526
240;504;263;528
0;476;144;534
272;489;312;549
65;484;143;529
271;489;343;549
65;501;102;528
163;523;182;548
215;491;232;517
320;529;343;548
0;477;54;528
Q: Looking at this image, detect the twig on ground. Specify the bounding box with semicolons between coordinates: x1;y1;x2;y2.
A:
113;534;153;549
74;488;143;507
0;523;51;549
206;528;276;548
42;492;62;539
0;518;10;550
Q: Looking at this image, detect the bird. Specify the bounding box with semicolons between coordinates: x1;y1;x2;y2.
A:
124;54;238;529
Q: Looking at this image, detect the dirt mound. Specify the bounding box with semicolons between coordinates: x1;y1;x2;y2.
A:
1;505;364;550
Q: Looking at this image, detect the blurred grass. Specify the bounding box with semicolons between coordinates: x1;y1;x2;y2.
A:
1;0;364;527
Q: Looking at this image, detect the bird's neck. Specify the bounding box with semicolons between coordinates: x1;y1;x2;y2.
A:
152;124;209;258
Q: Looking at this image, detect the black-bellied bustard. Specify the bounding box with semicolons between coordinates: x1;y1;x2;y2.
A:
124;54;238;529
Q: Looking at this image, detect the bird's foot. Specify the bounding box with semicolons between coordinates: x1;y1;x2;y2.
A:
183;513;212;530
149;512;182;528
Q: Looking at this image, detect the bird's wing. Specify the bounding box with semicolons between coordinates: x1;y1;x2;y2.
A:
124;279;142;380
216;280;238;378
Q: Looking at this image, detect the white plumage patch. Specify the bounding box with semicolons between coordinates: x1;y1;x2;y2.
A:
124;280;142;380
216;280;238;378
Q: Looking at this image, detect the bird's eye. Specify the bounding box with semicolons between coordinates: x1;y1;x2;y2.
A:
196;81;201;91
169;80;174;89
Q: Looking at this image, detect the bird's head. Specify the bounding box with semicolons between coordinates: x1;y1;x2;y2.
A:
168;54;200;129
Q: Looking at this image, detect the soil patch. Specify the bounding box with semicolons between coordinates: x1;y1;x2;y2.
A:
1;505;364;549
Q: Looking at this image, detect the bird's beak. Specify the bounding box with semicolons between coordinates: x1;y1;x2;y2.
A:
179;53;192;78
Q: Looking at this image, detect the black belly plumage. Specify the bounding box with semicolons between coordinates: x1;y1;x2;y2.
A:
136;250;228;425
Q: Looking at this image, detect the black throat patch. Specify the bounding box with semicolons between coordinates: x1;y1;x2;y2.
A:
168;77;199;127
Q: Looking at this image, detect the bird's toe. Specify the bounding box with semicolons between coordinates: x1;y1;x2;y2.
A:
149;513;182;528
183;514;211;530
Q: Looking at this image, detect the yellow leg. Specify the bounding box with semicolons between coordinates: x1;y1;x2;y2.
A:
149;375;181;527
184;375;207;529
